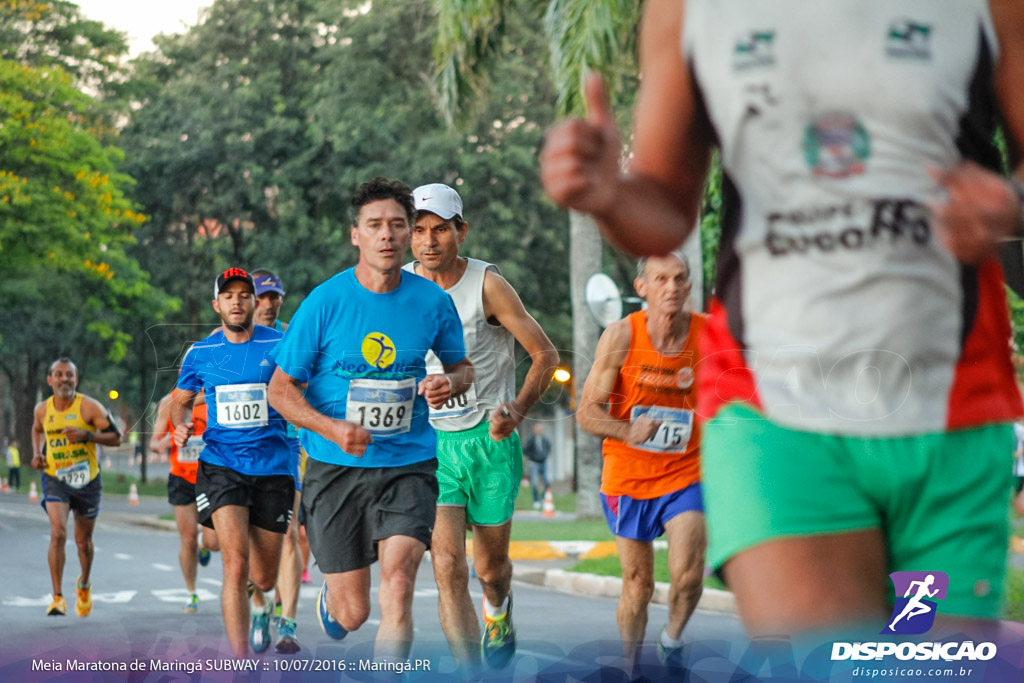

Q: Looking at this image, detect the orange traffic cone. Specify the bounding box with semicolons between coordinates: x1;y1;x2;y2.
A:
1;477;8;493
28;480;39;502
542;488;556;518
128;482;139;506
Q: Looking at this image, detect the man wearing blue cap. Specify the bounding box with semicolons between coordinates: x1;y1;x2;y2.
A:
252;269;287;333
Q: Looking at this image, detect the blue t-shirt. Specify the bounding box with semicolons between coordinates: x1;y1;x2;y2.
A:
271;268;466;468
177;326;297;477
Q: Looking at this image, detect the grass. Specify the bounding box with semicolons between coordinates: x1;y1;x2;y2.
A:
0;463;167;498
568;550;727;590
514;486;577;512
508;517;614;542
1006;568;1024;623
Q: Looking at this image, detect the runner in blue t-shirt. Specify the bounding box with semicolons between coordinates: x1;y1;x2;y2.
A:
172;267;298;659
269;177;473;662
248;266;304;655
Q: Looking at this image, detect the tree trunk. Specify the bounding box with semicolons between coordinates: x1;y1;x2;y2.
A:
10;357;42;466
569;211;604;518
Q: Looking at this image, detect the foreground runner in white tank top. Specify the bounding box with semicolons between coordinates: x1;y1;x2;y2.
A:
542;0;1024;637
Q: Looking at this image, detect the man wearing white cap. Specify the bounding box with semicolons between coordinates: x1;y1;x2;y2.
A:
406;182;559;673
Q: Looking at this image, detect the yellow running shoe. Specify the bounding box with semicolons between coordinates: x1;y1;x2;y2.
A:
75;578;92;618
46;594;66;616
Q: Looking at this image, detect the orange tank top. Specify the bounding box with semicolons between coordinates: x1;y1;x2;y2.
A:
168;389;207;483
601;310;705;499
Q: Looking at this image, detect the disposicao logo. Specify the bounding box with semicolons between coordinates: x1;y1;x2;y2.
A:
831;571;997;663
883;570;947;635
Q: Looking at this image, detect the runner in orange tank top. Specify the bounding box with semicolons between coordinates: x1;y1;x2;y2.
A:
577;254;707;670
152;388;217;613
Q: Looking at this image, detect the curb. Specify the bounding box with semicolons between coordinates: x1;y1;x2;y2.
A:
513;566;737;616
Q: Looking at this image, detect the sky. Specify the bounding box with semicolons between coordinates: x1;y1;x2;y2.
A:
74;1;214;56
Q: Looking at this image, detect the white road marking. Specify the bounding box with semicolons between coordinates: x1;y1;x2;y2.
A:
152;588;218;603
114;553;133;560
151;563;175;571
3;595;52;607
93;591;137;604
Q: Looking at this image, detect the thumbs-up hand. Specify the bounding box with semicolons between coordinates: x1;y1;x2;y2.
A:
540;73;622;218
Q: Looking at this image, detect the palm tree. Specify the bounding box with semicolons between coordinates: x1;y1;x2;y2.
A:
430;0;660;517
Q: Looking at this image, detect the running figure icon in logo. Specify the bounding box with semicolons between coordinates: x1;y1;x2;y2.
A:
883;571;948;635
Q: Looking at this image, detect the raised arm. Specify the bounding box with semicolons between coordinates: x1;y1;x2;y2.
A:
540;0;714;255
576;320;659;445
268;368;374;457
482;270;560;440
930;0;1024;263
31;401;47;470
69;396;122;447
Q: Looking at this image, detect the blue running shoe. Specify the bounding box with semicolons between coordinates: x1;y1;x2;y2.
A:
274;617;301;654
249;602;272;653
481;593;517;669
198;547;211;567
316;582;347;640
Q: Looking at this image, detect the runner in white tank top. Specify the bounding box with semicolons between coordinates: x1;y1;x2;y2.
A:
541;0;1024;638
406;183;559;674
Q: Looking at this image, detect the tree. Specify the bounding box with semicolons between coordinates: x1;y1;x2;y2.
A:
0;0;129;110
0;58;175;455
122;0;572;377
431;0;646;516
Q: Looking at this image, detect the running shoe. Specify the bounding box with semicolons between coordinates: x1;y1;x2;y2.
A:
198;546;211;567
301;568;311;584
249;601;272;653
75;578;92;618
481;593;516;669
46;594;66;616
274;617;302;654
184;594;199;613
316;582;347;640
272;599;282;627
656;627;684;669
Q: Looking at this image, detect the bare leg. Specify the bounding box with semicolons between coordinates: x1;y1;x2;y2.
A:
722;530;889;636
663;511;706;640
211;505;254;658
616;536;655;665
45;501;71;597
172;503;199;594
432;507;479;672
324;566;372;631
202;526;221;552
473;522;513;609
275;491;302;619
299;522;310;577
376;535;427;660
72;512;96;586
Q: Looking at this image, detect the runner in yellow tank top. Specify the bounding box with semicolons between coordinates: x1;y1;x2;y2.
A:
31;358;122;619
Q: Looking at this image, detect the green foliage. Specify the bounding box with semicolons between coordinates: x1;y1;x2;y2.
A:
542;0;639;117
700;153;723;302
122;0;572;383
0;6;175;454
0;0;129;115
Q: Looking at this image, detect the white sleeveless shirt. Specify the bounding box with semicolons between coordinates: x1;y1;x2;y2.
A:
686;0;1021;434
404;258;516;431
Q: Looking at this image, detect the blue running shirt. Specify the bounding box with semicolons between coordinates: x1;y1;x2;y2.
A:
272;268;466;468
177;326;297;477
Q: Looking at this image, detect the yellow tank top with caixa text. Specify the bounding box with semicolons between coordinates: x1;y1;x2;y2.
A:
44;394;99;487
